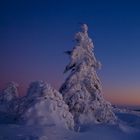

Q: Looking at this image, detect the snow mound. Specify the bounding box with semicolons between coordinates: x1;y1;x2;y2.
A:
21;81;74;130
119;123;139;134
60;24;117;125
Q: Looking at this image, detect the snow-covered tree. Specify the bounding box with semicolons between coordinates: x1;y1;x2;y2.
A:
60;24;117;125
20;81;74;130
0;82;19;103
0;82;19;114
0;81;74;129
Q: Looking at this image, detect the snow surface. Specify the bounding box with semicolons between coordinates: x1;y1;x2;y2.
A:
0;111;140;140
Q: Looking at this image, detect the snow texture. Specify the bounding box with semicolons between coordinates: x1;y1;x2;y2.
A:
0;82;18;103
60;24;117;125
0;111;140;140
0;82;19;113
20;81;74;130
0;81;74;130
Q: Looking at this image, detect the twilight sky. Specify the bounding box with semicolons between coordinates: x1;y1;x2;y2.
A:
0;0;140;106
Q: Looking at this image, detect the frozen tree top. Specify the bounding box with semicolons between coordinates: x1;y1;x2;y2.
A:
64;23;101;74
81;24;88;34
74;23;94;51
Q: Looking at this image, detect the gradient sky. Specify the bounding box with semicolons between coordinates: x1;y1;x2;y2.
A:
0;0;140;106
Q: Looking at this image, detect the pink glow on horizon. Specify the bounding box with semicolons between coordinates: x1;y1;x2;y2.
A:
1;78;140;106
104;87;140;106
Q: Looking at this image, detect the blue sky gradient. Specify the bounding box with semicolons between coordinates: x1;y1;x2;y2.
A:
0;0;140;105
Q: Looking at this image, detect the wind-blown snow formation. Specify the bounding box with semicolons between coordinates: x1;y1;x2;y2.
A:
0;82;19;113
60;24;117;125
0;82;18;103
0;81;74;129
20;81;74;130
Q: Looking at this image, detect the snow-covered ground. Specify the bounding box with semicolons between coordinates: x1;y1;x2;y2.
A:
0;111;140;140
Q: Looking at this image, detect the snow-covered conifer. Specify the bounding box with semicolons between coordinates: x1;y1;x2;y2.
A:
21;81;74;130
60;24;117;125
0;82;19;103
